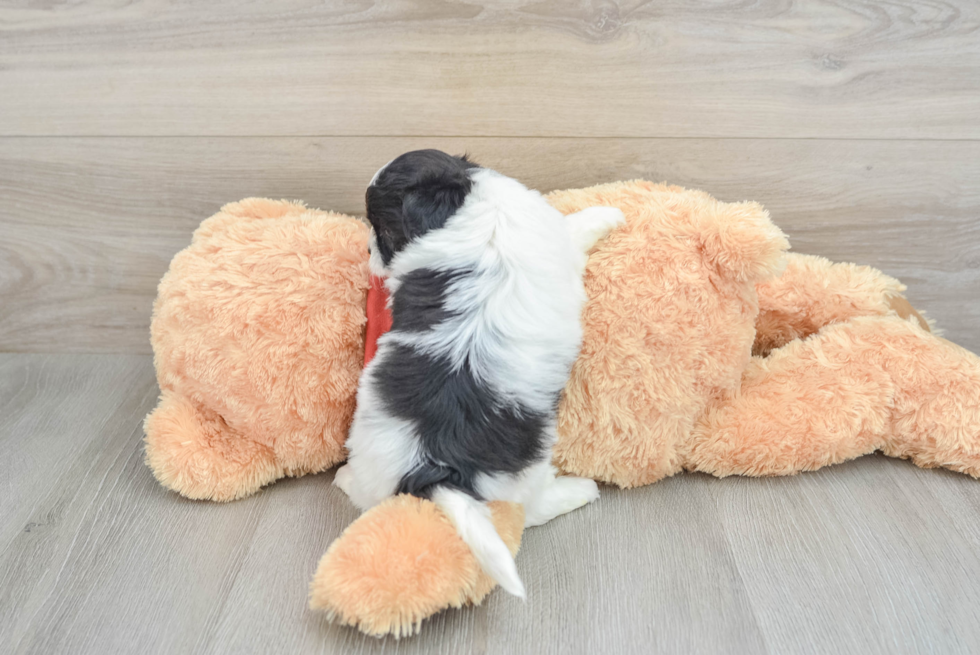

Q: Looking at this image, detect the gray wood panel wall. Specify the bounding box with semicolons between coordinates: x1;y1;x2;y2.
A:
1;1;978;355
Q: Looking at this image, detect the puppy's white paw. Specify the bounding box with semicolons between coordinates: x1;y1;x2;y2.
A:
567;206;626;252
525;475;600;526
589;207;626;233
333;463;353;496
555;475;600;510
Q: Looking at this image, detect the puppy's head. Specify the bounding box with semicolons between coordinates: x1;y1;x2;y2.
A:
366;149;479;270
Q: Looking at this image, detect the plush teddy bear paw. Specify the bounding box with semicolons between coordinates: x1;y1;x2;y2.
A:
143;390;281;502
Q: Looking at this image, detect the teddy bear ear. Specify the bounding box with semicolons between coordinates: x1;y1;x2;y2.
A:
695;199;789;284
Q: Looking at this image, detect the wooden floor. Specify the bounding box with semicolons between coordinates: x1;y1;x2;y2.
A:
4;354;980;654
2;1;979;653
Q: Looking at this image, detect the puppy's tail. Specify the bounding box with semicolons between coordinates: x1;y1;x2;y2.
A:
430;486;526;599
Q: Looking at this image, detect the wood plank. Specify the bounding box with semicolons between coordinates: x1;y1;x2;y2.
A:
2;136;977;354
204;479;768;655
0;353;754;655
482;479;767;655
717;457;980;654
0;354;154;552
0;353;288;654
4;354;980;653
1;1;979;138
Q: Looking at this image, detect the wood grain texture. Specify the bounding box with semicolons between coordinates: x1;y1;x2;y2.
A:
3;355;980;654
1;1;979;138
1;136;977;354
716;462;980;653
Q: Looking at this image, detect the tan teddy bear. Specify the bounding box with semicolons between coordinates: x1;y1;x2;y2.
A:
144;181;980;637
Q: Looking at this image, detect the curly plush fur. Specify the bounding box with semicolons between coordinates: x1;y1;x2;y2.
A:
144;198;370;501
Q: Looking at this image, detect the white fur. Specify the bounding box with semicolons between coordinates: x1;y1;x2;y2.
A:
337;351;421;511
476;460;600;528
381;170;603;411
367;230;388;280
338;166;624;596
431;487;526;598
565;206;630;269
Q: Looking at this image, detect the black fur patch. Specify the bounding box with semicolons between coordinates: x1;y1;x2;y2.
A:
366;150;479;266
390;268;468;333
373;343;547;499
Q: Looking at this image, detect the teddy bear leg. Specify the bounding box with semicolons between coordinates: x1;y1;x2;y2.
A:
144;390;282;501
754;252;929;357
871;327;980;476
309;496;525;638
686;315;980;478
684;317;897;478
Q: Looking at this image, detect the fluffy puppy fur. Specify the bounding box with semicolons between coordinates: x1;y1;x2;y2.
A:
334;150;624;597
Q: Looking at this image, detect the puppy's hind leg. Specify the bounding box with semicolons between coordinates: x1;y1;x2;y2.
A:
522;464;599;527
564;206;625;254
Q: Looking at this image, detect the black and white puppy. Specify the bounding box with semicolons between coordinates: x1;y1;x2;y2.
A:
334;150;624;597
